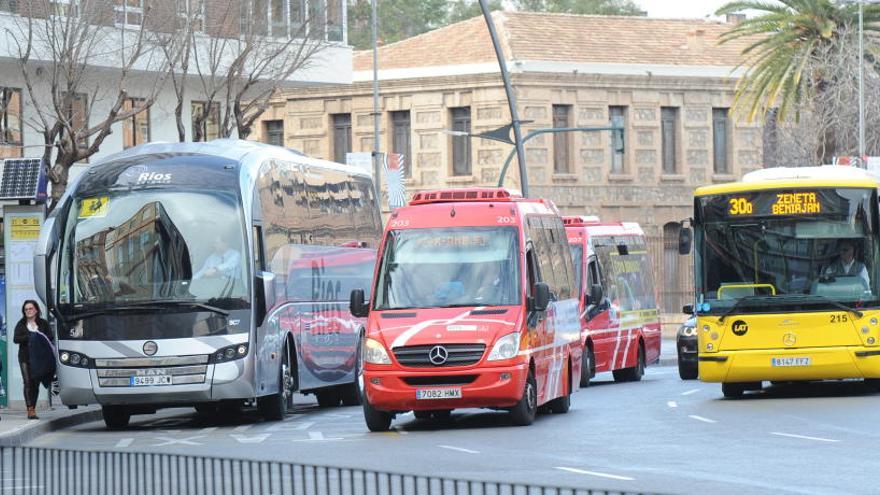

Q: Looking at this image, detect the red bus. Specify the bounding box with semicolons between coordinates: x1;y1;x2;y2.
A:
563;216;661;386
350;188;584;431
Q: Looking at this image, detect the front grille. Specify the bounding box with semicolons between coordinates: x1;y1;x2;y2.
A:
393;344;486;367
95;356;209;387
402;375;478;386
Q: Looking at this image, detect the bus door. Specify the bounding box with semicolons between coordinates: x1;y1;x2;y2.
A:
584;251;619;372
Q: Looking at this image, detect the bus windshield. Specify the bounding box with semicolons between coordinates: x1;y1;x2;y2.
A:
374;227;520;310
59;189;249;310
696;187;880;314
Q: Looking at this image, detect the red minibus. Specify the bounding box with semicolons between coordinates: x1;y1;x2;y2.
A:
350;188;583;431
563;216;661;386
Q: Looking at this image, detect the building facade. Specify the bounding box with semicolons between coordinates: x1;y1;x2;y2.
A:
255;12;763;314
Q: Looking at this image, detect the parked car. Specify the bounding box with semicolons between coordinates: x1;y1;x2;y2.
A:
676;316;697;380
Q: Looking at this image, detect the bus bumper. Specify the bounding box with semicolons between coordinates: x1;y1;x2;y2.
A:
698;346;880;382
58;359;255;407
363;363;530;412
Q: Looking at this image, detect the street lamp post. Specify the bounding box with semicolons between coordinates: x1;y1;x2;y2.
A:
860;0;865;158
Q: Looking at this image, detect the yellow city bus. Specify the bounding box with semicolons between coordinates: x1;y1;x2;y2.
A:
680;166;880;398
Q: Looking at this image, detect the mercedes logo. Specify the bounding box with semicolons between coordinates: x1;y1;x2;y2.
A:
428;345;448;365
782;333;797;347
143;341;158;356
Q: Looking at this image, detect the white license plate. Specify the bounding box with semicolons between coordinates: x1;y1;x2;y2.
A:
416;388;462;400
771;357;812;367
130;375;173;386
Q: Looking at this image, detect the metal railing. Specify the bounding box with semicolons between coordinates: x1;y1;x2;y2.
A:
0;446;655;495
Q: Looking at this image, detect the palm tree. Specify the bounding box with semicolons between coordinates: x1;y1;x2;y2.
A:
717;0;880;124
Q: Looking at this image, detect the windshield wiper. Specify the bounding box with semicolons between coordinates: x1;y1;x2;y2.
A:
778;295;863;319
142;300;230;316
71;300;230;320
71;304;167;321
716;296;772;324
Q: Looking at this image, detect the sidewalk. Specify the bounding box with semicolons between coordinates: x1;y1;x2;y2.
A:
0;404;102;447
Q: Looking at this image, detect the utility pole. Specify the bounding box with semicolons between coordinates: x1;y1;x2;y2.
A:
478;0;529;197
371;0;382;202
859;0;865;159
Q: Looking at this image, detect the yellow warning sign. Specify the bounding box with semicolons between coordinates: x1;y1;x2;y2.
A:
79;197;109;218
10;216;41;240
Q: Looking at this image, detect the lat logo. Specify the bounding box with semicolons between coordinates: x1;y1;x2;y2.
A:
732;320;749;336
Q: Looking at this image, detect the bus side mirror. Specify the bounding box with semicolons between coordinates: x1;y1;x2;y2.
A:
678;227;692;255
682;304;694;315
533;282;550;312
589;284;603;306
350;289;369;318
254;271;275;327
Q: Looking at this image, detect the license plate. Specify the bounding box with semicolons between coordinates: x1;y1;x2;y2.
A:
771;357;812;367
130;375;173;386
416;388;462;400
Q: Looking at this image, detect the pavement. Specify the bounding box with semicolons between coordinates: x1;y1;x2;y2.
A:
659;337;678;367
0;404;102;446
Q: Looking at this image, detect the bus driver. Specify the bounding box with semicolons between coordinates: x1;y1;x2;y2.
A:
194;237;241;280
822;239;869;288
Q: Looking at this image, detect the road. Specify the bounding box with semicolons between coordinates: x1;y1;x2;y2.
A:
28;367;880;495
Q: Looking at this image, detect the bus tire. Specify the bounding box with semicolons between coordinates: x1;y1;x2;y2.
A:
258;345;293;421
613;342;645;382
678;359;698;380
580;344;595;388
363;396;392;432
865;378;880;391
102;406;131;430
722;382;745;399
510;370;537;426
547;360;571;414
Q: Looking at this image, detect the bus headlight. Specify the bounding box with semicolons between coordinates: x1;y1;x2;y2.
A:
487;332;520;361
211;343;249;364
364;338;391;365
59;350;91;368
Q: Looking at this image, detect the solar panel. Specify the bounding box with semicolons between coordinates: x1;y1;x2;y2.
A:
0;158;44;200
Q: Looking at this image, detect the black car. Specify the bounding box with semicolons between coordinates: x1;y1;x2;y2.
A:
676;316;697;380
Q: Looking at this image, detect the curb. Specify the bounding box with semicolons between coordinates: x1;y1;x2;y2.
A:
0;407;103;447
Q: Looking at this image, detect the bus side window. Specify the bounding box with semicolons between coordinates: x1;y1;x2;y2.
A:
586;257;607;316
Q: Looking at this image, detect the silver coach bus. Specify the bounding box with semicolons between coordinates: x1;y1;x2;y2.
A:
34;140;382;429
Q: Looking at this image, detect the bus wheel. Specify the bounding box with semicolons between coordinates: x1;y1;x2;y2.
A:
613;343;645;382
580;345;595;388
340;345;363;406
102;406;131;430
510;371;537;426
721;382;745;399
548;361;571;414
363;396;392;432
258;346;293;421
678;359;698;380
865;378;880;391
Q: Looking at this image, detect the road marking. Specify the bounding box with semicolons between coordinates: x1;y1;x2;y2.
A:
681;389;701;396
667;401;677;408
266;421;314;432
393;426;409;435
114;438;134;448
438;445;479;454
153;435;205;447
230;434;269;444
771;432;840;443
688;415;717;424
308;432;325;440
554;467;634;481
233;425;252;432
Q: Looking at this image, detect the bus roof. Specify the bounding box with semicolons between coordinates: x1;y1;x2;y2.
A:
695;166;878;197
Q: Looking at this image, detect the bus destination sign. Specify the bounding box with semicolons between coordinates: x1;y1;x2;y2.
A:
700;188;859;222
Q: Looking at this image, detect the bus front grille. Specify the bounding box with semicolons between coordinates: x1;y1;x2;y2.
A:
392;344;486;367
94;356;209;387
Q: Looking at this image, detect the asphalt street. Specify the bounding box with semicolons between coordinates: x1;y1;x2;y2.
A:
27;367;880;495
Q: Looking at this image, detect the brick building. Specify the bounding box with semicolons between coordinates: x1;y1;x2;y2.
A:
255;12;763;313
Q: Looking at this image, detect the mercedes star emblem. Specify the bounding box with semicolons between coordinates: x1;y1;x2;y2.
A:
428;345;449;365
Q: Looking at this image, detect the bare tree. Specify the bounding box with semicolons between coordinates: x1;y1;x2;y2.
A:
762;26;880;167
185;0;334;141
3;0;179;204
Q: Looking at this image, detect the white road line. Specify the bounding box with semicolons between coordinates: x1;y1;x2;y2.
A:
230;434;270;444
667;401;677;408
554;467;634;481
438;445;480;454
308;432;325;440
233;424;252;432
771;432;840;443
681;389;701;396
688;415;717;424
114;438;134;448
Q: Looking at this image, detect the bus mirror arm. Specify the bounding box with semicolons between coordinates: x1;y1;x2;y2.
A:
254;271;275;327
350;289;369;318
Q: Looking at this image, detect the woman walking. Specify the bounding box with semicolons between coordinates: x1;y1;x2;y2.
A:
13;300;53;419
